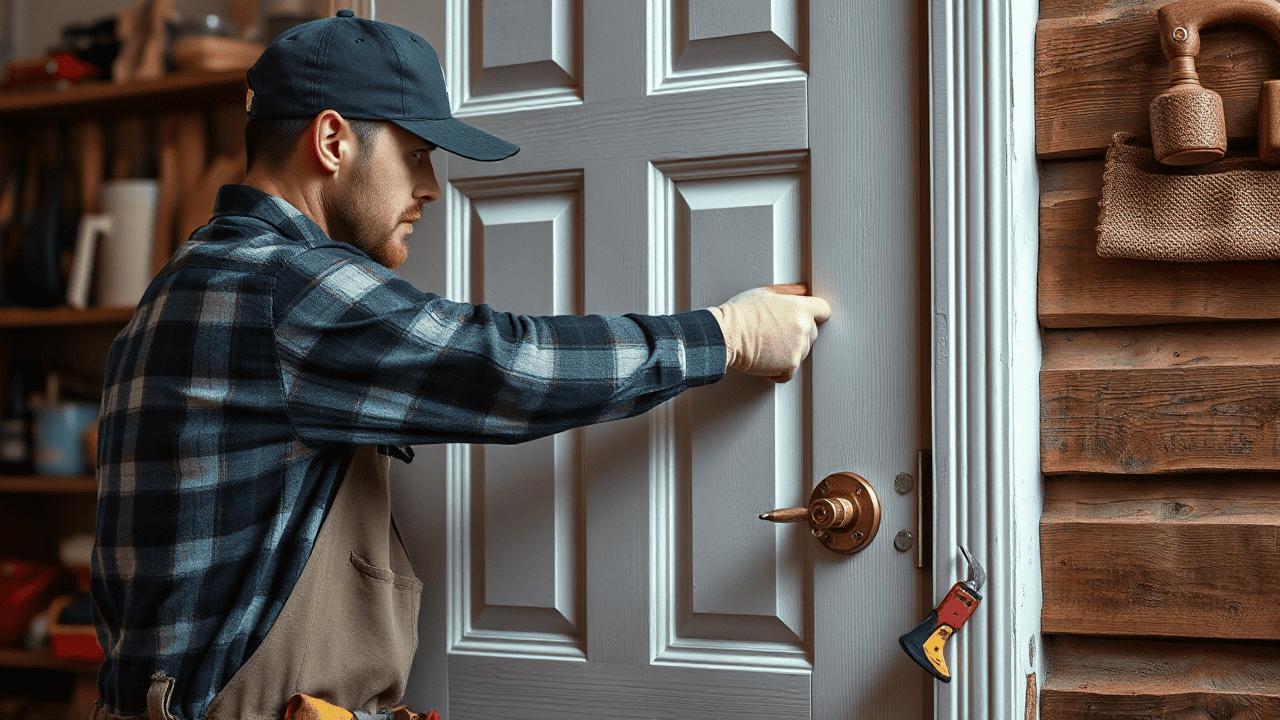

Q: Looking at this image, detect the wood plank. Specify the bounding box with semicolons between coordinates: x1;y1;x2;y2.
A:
0;476;96;494
1042;323;1280;474
1038;159;1280;328
1036;1;1280;158
0;70;247;120
0;305;134;329
1039;0;1124;21
1042;474;1280;638
1041;636;1280;719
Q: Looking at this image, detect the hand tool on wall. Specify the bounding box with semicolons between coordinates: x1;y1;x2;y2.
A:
112;3;140;84
175;113;207;200
178;155;243;244
152;116;180;277
112;0;176;83
1148;0;1280;165
76;121;105;215
898;545;985;683
213;105;248;160
6;129;72;307
67;122;105;310
110;117;149;181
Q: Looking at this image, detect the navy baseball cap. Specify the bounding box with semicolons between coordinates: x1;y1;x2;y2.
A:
247;8;518;162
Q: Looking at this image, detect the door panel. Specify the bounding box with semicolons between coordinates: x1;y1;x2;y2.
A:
808;0;929;715
414;0;929;717
459;0;581;111
448;172;587;661
654;0;805;90
653;154;811;672
449;656;808;720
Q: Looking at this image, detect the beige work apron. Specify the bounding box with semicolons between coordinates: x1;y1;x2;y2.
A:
93;445;423;720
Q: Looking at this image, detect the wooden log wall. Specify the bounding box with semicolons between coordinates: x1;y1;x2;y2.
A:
1037;0;1280;716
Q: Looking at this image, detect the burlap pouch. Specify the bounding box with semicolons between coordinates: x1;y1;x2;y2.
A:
1097;131;1280;261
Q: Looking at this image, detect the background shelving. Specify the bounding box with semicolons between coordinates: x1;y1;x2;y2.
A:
0;68;249;720
0;306;136;329
0;476;96;493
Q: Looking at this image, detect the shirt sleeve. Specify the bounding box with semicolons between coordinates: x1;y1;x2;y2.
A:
273;248;727;447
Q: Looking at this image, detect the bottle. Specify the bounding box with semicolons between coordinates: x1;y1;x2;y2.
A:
0;370;33;475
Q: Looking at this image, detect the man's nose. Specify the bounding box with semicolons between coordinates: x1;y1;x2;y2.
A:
419;156;443;203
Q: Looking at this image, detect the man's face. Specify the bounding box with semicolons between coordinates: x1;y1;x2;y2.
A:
323;122;442;269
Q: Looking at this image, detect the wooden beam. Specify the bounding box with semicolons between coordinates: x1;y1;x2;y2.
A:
1038;160;1280;328
1042;475;1280;638
1041;636;1280;719
0;70;247;120
0;305;134;329
1042;323;1280;474
1035;1;1280;159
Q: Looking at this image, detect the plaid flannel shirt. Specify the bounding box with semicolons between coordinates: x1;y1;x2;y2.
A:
92;184;725;720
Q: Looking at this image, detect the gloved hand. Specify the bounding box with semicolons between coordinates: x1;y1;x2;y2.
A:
707;283;832;383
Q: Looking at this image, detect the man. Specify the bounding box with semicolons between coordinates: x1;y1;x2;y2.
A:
91;10;830;720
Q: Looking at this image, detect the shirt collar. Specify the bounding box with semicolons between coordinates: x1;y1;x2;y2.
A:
210;184;338;251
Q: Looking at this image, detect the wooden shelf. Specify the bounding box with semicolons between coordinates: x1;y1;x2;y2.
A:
0;647;99;673
0;475;96;493
0;69;247;119
0;305;134;329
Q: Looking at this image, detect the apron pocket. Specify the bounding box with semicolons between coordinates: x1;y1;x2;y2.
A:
325;551;422;712
350;552;423;593
204;446;423;720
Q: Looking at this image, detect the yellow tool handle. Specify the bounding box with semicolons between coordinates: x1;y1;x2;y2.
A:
899;610;953;682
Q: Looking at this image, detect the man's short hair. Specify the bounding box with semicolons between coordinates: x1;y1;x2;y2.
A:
245;116;385;172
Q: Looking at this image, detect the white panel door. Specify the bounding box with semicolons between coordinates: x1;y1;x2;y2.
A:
425;1;928;717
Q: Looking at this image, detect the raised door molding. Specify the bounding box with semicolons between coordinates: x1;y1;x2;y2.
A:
446;170;587;660
648;151;812;673
448;0;583;115
927;0;1043;718
647;0;806;93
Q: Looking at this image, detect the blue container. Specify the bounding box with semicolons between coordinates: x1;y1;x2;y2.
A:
34;403;99;476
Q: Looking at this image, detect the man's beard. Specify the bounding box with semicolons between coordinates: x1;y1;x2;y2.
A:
322;161;421;268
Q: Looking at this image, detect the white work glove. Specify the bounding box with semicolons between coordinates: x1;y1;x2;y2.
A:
707;283;832;383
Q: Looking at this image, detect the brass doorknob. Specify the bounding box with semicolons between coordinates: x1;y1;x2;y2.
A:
760;471;881;554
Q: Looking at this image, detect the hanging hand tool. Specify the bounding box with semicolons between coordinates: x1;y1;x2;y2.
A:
898;545;985;682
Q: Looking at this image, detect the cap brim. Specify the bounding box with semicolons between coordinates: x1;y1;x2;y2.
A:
391;117;519;162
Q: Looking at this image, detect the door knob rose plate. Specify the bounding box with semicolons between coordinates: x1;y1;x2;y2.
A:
811;472;881;553
760;471;882;554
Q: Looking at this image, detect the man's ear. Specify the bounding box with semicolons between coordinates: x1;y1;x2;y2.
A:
309;110;355;176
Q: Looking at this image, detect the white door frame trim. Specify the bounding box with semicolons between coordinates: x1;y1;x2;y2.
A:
928;0;1043;718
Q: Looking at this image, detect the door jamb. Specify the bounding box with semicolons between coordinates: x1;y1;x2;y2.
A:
927;1;1044;718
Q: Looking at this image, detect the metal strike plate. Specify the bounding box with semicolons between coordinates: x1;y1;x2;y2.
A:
760;471;882;555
